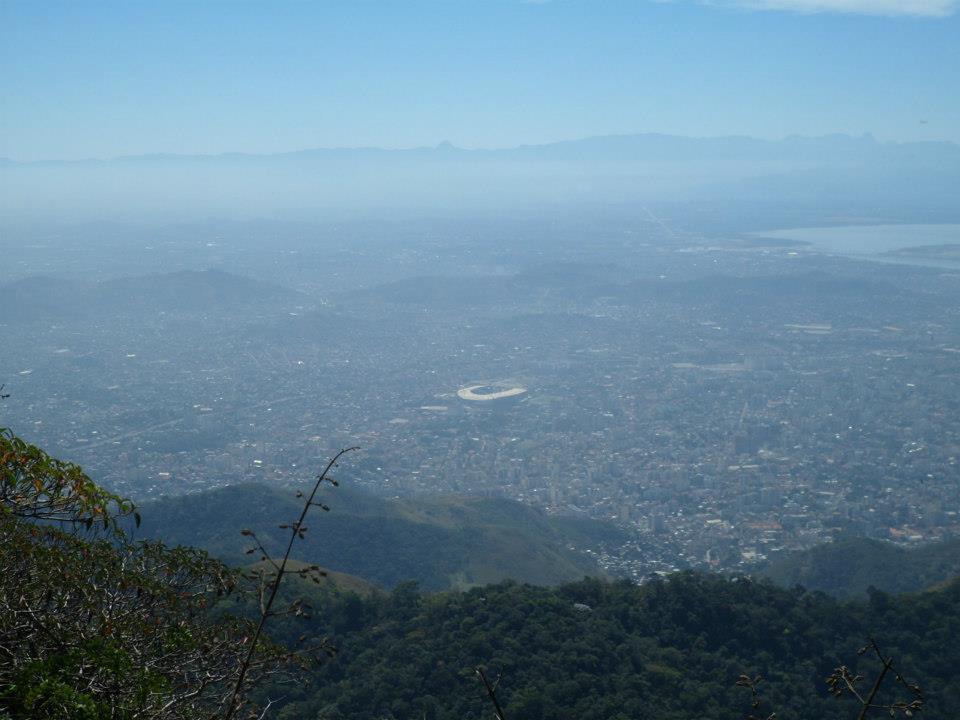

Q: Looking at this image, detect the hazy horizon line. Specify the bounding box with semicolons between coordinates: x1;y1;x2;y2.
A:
4;130;957;166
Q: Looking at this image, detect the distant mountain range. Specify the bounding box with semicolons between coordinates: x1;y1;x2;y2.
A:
135;483;623;591
3;133;958;222
4;132;958;167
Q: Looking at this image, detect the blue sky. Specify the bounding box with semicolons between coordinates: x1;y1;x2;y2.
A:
1;0;958;161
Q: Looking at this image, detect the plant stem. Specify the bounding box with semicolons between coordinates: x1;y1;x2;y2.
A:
223;446;358;720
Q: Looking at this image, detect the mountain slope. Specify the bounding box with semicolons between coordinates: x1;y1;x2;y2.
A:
135;483;617;590
761;536;960;599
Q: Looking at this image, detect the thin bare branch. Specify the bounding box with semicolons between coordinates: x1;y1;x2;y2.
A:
222;447;358;720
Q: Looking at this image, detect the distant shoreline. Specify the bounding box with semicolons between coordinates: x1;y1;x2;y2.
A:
748;223;960;270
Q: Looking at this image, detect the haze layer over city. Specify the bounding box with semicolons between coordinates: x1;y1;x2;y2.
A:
3;0;960;584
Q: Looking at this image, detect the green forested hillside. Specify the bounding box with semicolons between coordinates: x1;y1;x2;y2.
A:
136;483;620;590
762;536;960;598
263;573;960;720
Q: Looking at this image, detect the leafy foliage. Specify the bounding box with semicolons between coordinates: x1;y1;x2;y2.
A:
0;426;135;529
0;429;287;719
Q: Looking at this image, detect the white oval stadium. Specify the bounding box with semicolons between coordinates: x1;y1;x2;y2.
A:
456;384;527;402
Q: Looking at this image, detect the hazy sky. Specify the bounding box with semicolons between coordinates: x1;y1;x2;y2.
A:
2;0;958;161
